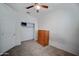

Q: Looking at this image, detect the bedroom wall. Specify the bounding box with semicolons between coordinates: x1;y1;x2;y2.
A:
38;4;79;55
0;4;18;55
16;13;38;42
0;4;38;55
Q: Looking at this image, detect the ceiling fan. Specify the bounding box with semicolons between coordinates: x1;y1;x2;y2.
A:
26;3;48;13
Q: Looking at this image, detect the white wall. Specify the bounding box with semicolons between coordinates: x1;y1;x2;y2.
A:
38;4;79;55
0;4;18;54
16;13;38;42
0;4;38;55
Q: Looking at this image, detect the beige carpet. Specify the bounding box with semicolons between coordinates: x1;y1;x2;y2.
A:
2;40;75;56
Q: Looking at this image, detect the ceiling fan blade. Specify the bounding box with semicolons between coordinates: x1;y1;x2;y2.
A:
41;5;48;8
26;5;34;9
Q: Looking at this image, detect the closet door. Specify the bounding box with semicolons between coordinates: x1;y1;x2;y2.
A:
21;23;34;41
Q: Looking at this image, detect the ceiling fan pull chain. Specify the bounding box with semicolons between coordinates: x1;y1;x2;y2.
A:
36;10;39;13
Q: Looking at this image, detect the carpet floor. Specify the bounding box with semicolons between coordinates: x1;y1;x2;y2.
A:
2;40;75;56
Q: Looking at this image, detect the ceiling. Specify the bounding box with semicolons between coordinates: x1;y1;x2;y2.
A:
4;3;57;19
4;3;79;19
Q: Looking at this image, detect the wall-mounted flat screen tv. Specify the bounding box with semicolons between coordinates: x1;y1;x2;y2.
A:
21;22;27;26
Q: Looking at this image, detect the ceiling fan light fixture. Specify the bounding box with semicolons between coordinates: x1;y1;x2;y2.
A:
35;5;40;10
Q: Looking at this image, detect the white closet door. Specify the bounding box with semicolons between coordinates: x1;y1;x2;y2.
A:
21;23;34;41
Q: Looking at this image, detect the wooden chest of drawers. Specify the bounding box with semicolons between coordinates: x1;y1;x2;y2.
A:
37;30;49;46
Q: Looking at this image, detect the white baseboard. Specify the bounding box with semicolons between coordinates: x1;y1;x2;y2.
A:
50;41;79;55
0;42;21;56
